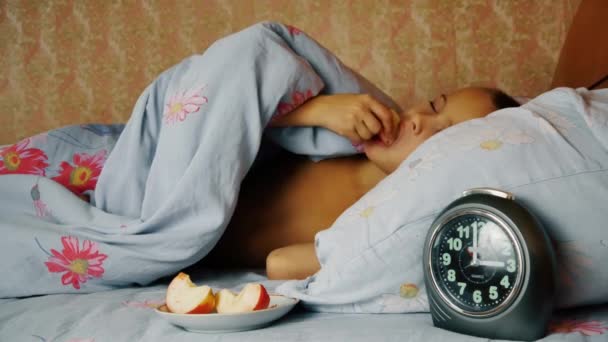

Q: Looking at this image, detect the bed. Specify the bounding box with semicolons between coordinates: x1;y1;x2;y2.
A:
1;1;608;341
1;269;607;342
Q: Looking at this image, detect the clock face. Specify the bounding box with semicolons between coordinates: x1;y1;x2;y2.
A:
430;212;523;315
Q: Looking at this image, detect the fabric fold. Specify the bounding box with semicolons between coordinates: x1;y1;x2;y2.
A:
0;22;399;298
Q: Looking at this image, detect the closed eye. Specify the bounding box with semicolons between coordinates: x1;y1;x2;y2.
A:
429;100;437;113
429;94;446;114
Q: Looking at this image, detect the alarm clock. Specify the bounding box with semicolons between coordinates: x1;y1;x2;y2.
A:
422;188;557;341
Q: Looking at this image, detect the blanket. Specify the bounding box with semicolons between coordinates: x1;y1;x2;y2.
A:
0;22;399;298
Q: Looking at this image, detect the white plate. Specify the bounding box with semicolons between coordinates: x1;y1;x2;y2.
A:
155;295;299;333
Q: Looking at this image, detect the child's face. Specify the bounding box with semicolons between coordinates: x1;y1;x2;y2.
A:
364;87;497;174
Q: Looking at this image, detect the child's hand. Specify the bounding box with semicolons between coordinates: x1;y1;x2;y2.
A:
268;93;400;145
314;94;400;145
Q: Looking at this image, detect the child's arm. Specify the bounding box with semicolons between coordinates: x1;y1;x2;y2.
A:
268;94;400;145
266;243;321;280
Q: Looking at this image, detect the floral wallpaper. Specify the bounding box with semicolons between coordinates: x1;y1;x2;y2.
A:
0;0;580;144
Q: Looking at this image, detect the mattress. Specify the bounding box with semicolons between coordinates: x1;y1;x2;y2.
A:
1;268;606;341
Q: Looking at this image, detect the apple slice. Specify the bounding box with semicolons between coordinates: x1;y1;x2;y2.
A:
215;283;270;314
166;272;216;314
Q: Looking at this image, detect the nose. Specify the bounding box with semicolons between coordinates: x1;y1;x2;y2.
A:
404;114;422;135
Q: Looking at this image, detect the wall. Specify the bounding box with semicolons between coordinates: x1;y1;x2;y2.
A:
0;0;581;144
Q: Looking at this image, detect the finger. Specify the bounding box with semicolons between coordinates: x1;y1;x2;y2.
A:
348;132;362;145
341;128;362;145
391;109;401;127
355;121;373;141
361;112;382;137
390;109;402;139
379;130;388;145
367;99;396;142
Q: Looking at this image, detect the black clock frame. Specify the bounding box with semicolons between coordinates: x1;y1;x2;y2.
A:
422;189;557;341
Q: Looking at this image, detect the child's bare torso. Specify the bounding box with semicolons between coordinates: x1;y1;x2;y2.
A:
204;151;382;267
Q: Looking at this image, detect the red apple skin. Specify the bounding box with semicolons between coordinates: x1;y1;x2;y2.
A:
253;284;270;311
166;272;216;314
186;295;216;314
215;284;271;313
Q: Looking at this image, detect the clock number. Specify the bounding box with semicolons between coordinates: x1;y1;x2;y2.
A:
501;245;512;256
489;286;498;300
457;282;466;295
500;275;510;288
442;253;451;266
473;290;482;304
447;238;462;251
506;259;516;272
447;269;456;282
457;225;470;239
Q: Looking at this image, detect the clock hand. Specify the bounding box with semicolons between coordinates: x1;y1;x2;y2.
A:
471;224;478;266
478;260;505;267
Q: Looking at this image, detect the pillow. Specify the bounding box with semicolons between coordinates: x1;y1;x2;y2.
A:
276;87;608;312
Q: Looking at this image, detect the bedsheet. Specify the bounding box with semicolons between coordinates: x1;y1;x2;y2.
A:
0;269;606;341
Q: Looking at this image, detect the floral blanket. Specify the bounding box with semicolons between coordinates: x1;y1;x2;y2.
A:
0;22;398;298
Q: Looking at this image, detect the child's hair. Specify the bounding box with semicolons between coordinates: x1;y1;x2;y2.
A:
486;88;521;109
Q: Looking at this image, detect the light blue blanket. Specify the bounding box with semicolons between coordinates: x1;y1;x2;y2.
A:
2;269;607;341
0;22;399;298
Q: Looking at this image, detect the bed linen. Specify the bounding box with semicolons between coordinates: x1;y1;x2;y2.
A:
0;269;606;341
0;21;399;298
277;87;608;313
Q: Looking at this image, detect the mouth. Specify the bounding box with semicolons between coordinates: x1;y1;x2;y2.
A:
393;121;405;143
371;135;385;145
364;134;388;150
382;121;405;146
365;123;404;149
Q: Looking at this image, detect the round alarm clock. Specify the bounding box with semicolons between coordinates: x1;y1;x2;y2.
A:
422;188;557;341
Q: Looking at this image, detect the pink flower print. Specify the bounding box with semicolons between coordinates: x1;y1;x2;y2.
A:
549;320;608;336
41;236;108;290
0;138;49;175
292;90;313;107
275;102;295;117
51;149;107;198
286;25;302;36
122;299;164;309
352;142;365;152
31;183;50;217
163;86;208;125
274;89;314;117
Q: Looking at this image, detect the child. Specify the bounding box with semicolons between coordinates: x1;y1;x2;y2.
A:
203;86;520;279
